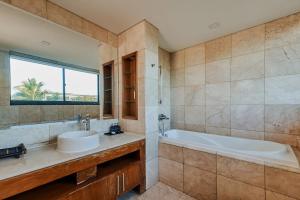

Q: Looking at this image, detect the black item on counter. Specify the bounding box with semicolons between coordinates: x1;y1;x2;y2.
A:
104;123;124;136
0;143;27;159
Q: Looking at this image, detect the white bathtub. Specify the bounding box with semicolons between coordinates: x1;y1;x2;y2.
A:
160;129;299;170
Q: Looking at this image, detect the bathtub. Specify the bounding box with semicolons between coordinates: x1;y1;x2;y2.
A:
160;129;299;170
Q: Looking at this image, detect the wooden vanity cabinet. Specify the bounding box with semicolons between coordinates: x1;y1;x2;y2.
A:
2;140;145;200
65;174;116;200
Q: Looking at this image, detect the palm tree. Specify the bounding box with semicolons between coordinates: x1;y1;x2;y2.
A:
14;78;48;100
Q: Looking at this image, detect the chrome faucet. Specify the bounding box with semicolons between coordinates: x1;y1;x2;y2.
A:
158;114;169;137
77;114;91;131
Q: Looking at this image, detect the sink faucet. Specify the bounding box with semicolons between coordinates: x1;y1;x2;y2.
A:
78;114;91;131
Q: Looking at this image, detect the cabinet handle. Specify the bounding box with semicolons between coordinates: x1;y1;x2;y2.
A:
133;90;136;100
117;175;120;195
122;173;125;192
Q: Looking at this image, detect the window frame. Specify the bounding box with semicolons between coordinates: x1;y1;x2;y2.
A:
9;51;100;106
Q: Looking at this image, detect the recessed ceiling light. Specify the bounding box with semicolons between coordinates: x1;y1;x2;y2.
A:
40;40;51;46
208;22;221;30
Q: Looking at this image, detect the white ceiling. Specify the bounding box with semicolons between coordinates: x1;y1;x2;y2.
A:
0;3;100;70
51;0;300;52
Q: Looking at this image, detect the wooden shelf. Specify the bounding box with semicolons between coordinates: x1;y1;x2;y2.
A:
122;52;138;120
103;61;114;117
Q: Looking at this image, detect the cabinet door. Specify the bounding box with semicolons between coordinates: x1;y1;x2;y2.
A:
121;163;141;194
66;175;117;200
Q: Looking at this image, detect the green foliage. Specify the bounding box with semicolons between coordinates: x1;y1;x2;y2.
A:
14;78;48;100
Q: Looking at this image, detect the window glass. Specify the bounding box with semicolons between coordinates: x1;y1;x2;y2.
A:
10;58;63;101
65;69;98;102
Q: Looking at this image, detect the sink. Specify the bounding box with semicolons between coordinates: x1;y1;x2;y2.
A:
57;131;100;153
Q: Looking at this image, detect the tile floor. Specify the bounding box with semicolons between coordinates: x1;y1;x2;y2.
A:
118;182;196;200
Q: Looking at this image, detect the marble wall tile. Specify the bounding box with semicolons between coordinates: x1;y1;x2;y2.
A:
0;87;9;106
206;105;230;128
0;106;18;127
124;22;146;54
146;132;159;161
232;25;265;57
266;191;297;200
183;148;216;173
184;44;205;67
171;106;185;125
231;79;265;105
0;67;10;88
265;74;300;104
184;85;205;106
171;87;185;106
231;105;264;132
171;50;185;70
108;32;118;48
231;129;264;140
40;106;59;122
217;175;265;200
159;143;183;163
145;79;159;106
206;127;230;136
145;49;159;80
159;157;183;191
231;51;265;81
46;1;83;34
61;105;75;120
10;0;47;18
184;64;205;86
184;106;205;131
266;13;300;49
206;59;230;84
265;43;300;77
0;123;49;148
206;82;230;105
264;133;298;147
184;165;217;200
146;158;159;189
145;106;158;133
18;106;41;124
217;155;265;188
171;68;185;87
49;121;79;143
205;36;232;63
145;21;159;54
265;166;300;199
265;105;300;135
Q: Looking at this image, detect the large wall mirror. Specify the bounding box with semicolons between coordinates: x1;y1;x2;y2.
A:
0;3;119;128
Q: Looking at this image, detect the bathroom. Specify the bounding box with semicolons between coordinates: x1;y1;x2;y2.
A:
0;0;300;199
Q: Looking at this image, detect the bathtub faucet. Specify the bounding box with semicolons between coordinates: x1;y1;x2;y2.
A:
158;114;169;137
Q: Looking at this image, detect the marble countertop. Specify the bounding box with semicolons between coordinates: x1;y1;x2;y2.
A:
0;132;145;181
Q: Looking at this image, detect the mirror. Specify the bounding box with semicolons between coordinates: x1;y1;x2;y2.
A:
0;3;118;128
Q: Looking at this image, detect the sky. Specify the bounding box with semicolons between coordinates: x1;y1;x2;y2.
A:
10;58;98;96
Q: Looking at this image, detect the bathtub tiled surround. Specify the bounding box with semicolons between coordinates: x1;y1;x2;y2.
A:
170;12;300;147
159;142;300;200
0;119;118;149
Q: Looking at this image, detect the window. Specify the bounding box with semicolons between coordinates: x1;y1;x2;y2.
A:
10;52;99;105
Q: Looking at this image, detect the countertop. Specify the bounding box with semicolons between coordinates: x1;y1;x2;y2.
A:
0;132;145;181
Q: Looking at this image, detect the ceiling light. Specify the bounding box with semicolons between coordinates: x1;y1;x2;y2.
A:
40;40;51;46
208;22;220;30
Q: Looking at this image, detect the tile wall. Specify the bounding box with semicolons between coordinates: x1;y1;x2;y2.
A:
159;143;300;200
0;119;118;149
170;12;300;147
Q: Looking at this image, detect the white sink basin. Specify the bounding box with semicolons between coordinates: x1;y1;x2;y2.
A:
57;131;100;153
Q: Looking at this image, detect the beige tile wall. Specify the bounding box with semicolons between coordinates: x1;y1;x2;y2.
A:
170;12;300;147
159;143;300;200
1;0;117;46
